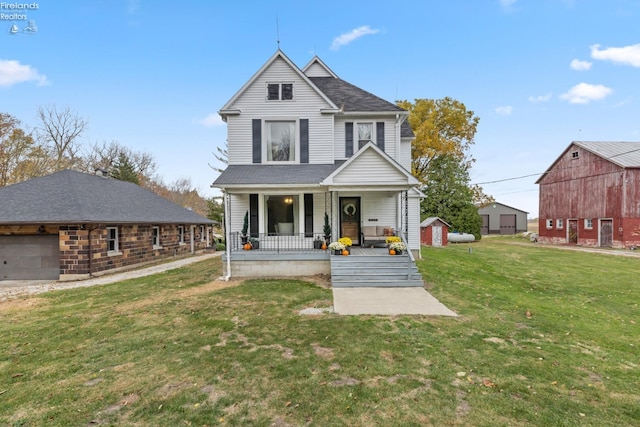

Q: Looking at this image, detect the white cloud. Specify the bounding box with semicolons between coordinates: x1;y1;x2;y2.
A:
0;59;48;87
496;106;513;115
590;43;640;67
499;0;517;7
570;59;592;71
330;26;380;51
528;93;552;103
559;82;612;104
195;113;224;127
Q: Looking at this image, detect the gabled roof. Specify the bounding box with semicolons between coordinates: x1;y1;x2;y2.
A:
301;56;338;78
477;201;528;214
321;142;419;186
218;50;338;116
420;217;451;228
536;141;640;184
308;76;407;113
0;170;214;225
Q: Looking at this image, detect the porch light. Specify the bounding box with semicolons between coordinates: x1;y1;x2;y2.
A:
284;197;293;204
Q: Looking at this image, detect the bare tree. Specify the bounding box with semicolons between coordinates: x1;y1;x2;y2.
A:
208;140;228;173
36;105;88;170
82;140;157;182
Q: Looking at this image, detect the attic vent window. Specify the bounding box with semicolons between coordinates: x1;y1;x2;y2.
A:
571;151;579;159
267;83;293;101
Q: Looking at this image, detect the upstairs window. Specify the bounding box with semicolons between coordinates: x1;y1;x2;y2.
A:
267;83;293;101
266;121;296;162
571;151;579;159
357;123;374;149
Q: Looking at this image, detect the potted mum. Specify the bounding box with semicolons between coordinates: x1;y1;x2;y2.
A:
389;241;406;255
328;241;346;255
338;237;352;254
385;236;401;247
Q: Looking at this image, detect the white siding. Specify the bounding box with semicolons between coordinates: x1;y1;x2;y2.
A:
304;62;333;77
333;149;409;185
226;57;334;165
400;139;412;171
360;192;399;229
229;194;249;234
407;194;421;251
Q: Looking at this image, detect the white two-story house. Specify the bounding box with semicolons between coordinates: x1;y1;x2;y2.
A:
213;50;423;278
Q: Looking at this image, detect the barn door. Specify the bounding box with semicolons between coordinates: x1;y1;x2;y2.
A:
568;220;578;244
600;219;613;247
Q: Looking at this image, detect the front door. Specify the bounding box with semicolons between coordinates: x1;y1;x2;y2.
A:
340;197;361;245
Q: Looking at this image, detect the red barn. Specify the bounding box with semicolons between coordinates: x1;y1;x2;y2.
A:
536;141;640;248
420;217;450;247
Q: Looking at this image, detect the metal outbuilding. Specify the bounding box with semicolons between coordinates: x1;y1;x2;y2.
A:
478;202;528;235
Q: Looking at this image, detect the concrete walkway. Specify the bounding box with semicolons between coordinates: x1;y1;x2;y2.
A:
332;287;458;316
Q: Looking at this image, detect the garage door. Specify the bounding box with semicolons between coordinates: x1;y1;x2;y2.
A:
499;214;516;235
0;235;60;280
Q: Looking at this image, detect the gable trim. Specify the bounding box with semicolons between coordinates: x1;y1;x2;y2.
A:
218;50;338;116
322;142;419;186
301;56;339;78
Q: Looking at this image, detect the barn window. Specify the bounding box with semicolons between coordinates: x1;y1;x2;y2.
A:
584;218;593;229
556;219;564;229
546;219;553;229
571;151;579;159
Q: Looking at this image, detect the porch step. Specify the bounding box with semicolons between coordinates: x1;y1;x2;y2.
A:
330;254;424;288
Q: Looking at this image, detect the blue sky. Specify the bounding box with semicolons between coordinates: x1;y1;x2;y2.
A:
3;0;640;218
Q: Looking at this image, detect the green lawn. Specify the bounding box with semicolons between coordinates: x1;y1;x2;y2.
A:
1;239;639;426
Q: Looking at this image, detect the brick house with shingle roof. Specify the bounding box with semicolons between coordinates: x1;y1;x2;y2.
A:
0;170;214;280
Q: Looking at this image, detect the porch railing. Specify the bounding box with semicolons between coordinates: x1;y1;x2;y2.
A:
399;232;415;280
230;232;325;253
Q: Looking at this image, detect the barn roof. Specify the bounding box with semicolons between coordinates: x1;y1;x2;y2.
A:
0;170;214;225
536;141;640;184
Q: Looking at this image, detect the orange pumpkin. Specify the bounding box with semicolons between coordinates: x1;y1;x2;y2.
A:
243;242;252;250
342;249;349;256
321;242;327;250
389;249;396;255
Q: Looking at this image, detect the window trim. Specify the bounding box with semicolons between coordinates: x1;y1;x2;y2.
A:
263;119;298;163
546;219;553;229
584;218;593;230
178;226;185;245
556;219;564;229
200;225;205;242
152;226;162;249
106;226;121;256
266;82;294;101
355;121;375;149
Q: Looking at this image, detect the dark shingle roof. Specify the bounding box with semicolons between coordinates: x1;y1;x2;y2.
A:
0;170;213;224
309;77;406;113
212;163;344;187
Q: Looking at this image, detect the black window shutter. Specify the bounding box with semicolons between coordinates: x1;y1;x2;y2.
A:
252;119;261;163
376;122;385;151
345;122;353;157
249;194;259;237
300;119;309;163
304;194;313;238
